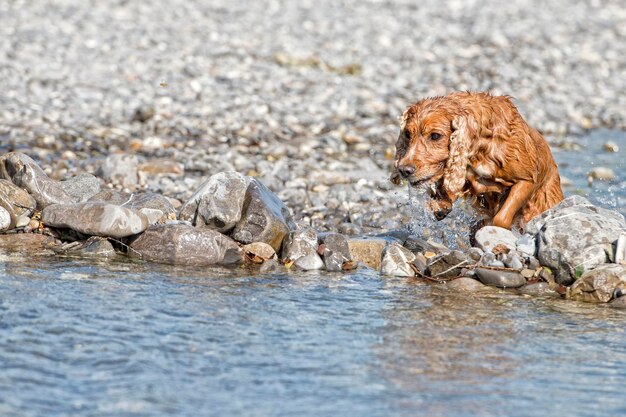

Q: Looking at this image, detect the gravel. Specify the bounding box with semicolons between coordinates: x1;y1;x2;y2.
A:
1;0;625;233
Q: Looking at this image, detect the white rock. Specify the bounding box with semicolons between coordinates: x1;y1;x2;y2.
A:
474;226;519;253
0;206;10;231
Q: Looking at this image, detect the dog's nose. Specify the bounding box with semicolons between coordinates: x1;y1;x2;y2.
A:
434;209;449;220
397;164;416;178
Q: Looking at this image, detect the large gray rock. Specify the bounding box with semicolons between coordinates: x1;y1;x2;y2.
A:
381;243;416;277
527;196;626;285
179;171;250;232
231;179;295;252
97;154;139;188
569;264;626;303
319;232;351;272
0;179;37;228
129;223;242;266
59;173;101;202
474;226;519;253
282;227;323;270
42;202;149;238
0;152;76;208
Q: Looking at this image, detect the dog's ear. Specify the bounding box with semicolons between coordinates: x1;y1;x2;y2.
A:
443;115;475;200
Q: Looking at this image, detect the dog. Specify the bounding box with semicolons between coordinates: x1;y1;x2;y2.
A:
391;91;563;230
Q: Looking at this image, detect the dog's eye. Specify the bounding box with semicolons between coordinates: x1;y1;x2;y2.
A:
430;132;443;141
403;130;411;140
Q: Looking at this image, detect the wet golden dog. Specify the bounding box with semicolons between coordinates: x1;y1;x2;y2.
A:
391;91;563;230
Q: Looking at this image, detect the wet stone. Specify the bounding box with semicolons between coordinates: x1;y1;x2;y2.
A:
42;202;149;238
50;236;116;258
609;296;626;309
231;179;296;252
381;243;416;277
346;238;387;270
474;226;519;253
293;252;324;270
615;233;626;265
243;242;276;263
427;251;471;278
0;179;37;228
503;252;524;271
337;222;362;236
179;171;250;232
518;282;559;297
90;190;176;223
282;227;319;260
475;268;527;288
0;152;76;209
59;173;101;202
318;232;351;272
446;277;491;293
0;233;56;256
129;223;242;266
516;234;536;257
569;264;626;303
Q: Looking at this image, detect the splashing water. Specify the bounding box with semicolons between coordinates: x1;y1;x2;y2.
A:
407;185;477;249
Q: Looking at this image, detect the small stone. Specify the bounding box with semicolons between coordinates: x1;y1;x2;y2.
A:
318;233;351;272
259;258;283;273
468;247;484;261
138;160;184;176
27;218;40;230
129;223;242;266
98;154;139;188
0;206;10;231
521;268;536;279
381;243;416;277
243;242;276;263
609;296;626;309
138;208;165;225
347;238;387;270
588;167;615;182
337;222;362;236
0;233;56;256
0;179;37;228
411;253;428;275
50;236;116;258
516;234;536;257
15;215;31;228
427;250;471;278
42;202;149;238
475;268;527;288
603;141;619;153
474;226;519;253
446;277;491;293
518;282;559;297
504;252;524;271
293;252;324;270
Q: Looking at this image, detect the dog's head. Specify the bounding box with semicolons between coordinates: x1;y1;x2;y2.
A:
391;96;476;218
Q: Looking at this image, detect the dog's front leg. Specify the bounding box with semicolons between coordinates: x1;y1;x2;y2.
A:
492;180;535;229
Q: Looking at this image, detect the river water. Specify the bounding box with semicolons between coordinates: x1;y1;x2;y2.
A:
0;130;624;417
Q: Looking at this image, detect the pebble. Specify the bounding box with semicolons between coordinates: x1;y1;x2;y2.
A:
518;282;559;297
588;167;615;182
381;243;416;277
446;277;491;293
603;141;619;153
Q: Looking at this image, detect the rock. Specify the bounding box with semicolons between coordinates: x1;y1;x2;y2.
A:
293;252;325;270
0;233;56;256
381;243;416;277
346;238;387;270
528;196;626;285
138;208;165;225
42;202;149;238
231;179;295;252
516;234;536;257
318;232;351;272
0;206;10;231
0;179;37;228
282;227;319;260
129;223;242;266
521;268;537;279
403;236;447;254
15;215;30;228
427;250;471;278
503;252;524;271
603;141;619;153
446;277;491;293
518;282;559;297
615;233;626;265
90;190;176;223
259;258;284;274
588;167;615;181
337;222;362;236
468;247;484;261
474;226;519;253
569;264;626;303
411;252;428;275
138;159;184;176
243;242;276;263
475;268;527;288
59;173;101;202
98;154;139;188
179;172;250;232
0;152;76;209
50;236;116;257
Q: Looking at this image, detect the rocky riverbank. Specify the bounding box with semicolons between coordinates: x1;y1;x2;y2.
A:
1;151;625;307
